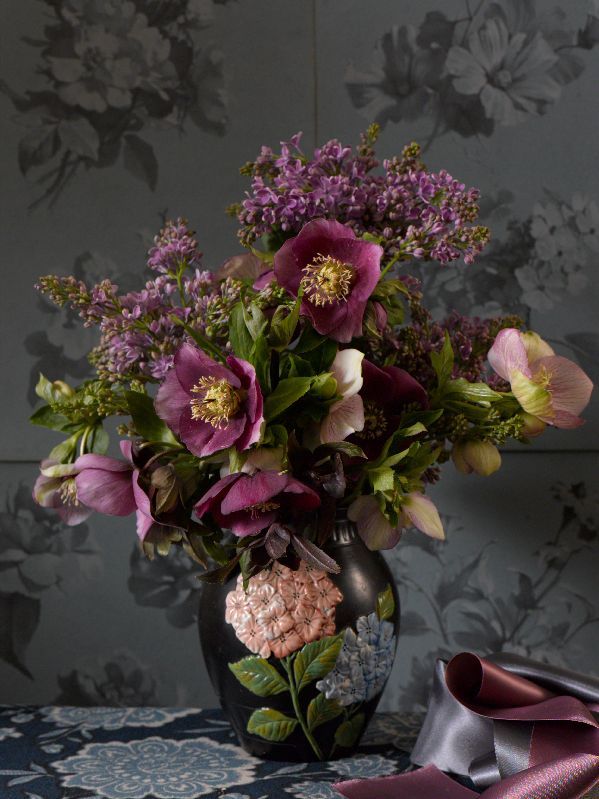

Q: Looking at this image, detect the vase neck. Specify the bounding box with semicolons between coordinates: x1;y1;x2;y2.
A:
331;510;357;544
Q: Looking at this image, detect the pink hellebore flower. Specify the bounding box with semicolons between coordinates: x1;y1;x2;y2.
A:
401;493;445;540
452;439;502;476
348;495;401;551
194;470;320;537
349;492;445;550
33;460;93;526
488;329;593;429
273;219;382;343
155;343;264;458
320;349;365;444
75;442;162;541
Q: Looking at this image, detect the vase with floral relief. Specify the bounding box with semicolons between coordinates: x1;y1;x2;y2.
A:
198;512;400;761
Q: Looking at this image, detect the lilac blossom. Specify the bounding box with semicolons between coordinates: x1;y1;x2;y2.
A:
37;222;242;383
236;133;489;265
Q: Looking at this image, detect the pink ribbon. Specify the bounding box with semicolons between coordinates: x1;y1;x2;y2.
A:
334;653;599;799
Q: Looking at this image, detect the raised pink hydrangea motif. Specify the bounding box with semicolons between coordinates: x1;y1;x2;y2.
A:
225;561;343;659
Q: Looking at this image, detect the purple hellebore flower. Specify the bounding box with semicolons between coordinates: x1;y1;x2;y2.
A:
194;470;321;537
155;343;264;458
33;460;93;526
273;219;382;343
75;442;163;541
350;358;428;458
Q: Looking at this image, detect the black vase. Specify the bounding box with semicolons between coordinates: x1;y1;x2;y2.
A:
199;514;401;762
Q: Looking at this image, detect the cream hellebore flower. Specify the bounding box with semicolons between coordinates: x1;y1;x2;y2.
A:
488;329;593;429
348;492;445;551
452;439;502;476
320;349;365;444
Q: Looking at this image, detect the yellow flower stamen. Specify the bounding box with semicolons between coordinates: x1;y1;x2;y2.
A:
247;501;280;519
59;478;80;506
190;377;241;428
359;401;388;440
301;254;354;306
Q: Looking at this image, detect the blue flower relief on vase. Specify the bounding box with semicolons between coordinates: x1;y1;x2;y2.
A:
40;706;194;731
316;612;396;705
53;737;257;799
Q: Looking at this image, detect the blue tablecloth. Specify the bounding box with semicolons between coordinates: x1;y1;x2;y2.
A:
0;706;423;798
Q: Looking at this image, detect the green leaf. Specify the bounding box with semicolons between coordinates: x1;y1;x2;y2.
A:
169;315;224;362
87;425;109;455
430;332;454;388
229;303;254;360
334;713;366;748
243;302;268;340
307;692;343;732
29;405;71;432
294;326;327;353
264;377;313;421
126;391;178;445
34;374;69;404
293;632;344;692
247;708;298;741
229;657;289;697
48;431;80;462
376;584;395;621
448;379;502;403
309;372;337;400
368;466;395;493
268;293;302;350
250;334;271;393
315;441;366;459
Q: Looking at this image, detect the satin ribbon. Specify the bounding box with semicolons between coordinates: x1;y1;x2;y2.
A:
334;652;599;799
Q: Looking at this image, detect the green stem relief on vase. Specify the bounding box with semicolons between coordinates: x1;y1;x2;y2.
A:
282;655;324;761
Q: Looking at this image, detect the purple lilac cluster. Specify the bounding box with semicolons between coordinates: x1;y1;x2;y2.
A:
392;284;519;389
37;221;242;383
147;219;203;274
236;131;489;265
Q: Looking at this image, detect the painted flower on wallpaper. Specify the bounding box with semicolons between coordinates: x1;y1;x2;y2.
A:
128;543;200;629
446;19;560;126
53;652;162;707
54;736;257;798
346;2;598;144
225;562;341;658
2;0;227;207
345;25;445;126
316;612;396;706
0;483;100;677
383;482;599;713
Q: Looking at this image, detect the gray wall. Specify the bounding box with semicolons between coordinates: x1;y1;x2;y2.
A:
0;0;598;710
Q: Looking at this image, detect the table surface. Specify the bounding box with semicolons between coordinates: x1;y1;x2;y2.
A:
0;706;423;799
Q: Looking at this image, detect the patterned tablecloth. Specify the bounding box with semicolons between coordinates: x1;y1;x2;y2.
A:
0;706;423;799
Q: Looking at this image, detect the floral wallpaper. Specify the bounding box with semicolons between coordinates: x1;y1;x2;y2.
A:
0;0;597;712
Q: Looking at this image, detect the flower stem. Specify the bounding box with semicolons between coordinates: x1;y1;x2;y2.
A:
282;656;324;760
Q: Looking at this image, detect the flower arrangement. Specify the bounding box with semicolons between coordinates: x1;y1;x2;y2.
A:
32;125;593;582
